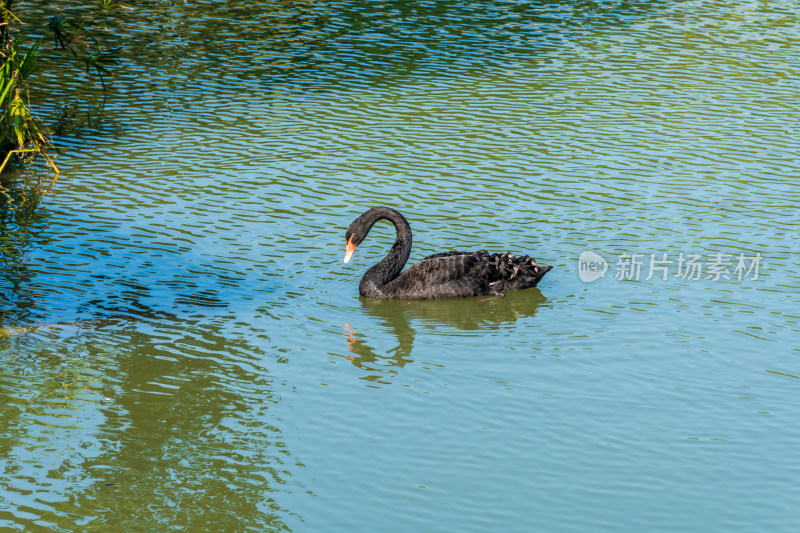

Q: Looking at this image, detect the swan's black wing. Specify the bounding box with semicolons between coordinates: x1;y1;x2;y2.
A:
414;250;549;284
381;250;551;300
406;251;491;282
382;251;493;299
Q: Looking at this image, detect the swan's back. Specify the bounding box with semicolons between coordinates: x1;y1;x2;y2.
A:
378;250;552;300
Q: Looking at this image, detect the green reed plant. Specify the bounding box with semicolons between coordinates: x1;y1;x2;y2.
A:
1;0;125;174
1;0;55;174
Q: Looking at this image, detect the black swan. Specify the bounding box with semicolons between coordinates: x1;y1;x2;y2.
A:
344;206;552;299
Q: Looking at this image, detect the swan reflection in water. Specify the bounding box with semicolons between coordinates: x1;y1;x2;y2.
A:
341;289;548;384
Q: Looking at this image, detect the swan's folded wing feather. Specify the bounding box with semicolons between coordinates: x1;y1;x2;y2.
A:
394;252;488;287
377;249;550;299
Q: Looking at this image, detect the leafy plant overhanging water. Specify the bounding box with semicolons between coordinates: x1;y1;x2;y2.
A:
1;0;125;175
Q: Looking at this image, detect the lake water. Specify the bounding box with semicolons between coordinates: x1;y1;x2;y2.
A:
2;0;799;531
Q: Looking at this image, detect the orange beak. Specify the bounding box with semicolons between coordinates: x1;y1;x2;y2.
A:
344;236;356;263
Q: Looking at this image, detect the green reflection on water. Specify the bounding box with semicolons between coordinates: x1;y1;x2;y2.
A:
1;318;296;531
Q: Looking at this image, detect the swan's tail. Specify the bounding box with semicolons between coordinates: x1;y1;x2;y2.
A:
488;253;552;292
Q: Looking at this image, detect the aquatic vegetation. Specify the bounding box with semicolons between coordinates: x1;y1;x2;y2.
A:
1;1;53;172
1;0;126;172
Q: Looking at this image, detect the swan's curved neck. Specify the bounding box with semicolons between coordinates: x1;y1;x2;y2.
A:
360;207;412;293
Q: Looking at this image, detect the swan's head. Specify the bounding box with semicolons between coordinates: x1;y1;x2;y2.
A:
344;215;371;263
